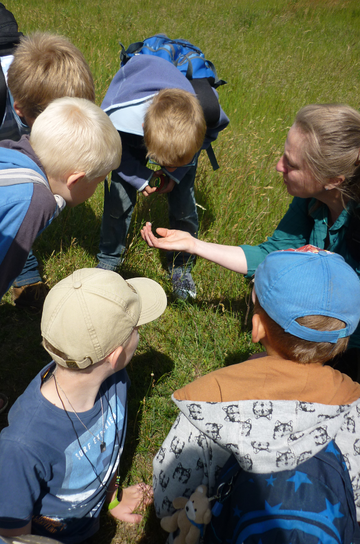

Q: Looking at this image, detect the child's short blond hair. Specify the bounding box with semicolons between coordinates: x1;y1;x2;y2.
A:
144;88;206;167
30;97;121;182
254;297;349;365
8;32;95;120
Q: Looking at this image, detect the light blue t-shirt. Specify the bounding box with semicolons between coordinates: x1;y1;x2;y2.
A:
0;363;129;543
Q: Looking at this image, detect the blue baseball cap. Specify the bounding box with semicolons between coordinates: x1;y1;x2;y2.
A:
254;248;360;343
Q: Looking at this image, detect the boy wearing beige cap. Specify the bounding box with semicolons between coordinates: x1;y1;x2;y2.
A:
0;268;167;543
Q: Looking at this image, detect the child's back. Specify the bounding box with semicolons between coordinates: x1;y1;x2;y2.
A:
153;248;360;538
97;52;229;300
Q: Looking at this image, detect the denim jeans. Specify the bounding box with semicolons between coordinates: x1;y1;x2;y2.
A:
166;163;198;270
97;170;137;271
97;163;199;271
13;249;42;287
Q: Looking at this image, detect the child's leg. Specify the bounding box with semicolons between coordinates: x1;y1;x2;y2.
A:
97;170;137;271
13;250;42;287
166;161;199;299
167;162;198;270
12;250;48;310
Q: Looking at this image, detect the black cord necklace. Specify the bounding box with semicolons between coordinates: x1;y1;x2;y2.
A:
53;371;121;493
53;374;107;485
54;373;106;452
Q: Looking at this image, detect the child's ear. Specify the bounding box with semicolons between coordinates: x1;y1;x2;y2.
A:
108;345;124;369
13;101;35;128
66;172;86;188
13;101;24;118
252;313;267;344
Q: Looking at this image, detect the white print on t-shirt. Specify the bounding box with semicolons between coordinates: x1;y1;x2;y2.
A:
74;414;117;460
60;396;125;502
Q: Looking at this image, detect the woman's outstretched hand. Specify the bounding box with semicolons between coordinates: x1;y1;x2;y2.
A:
141;222;196;253
141;222;248;273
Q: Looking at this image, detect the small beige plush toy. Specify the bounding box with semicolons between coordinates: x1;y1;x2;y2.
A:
160;485;212;544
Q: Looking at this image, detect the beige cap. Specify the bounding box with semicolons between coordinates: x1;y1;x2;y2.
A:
41;268;167;369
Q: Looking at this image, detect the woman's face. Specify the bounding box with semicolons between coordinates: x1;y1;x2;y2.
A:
276;125;325;199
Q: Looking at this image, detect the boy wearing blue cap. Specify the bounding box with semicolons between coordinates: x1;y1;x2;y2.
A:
153;247;360;523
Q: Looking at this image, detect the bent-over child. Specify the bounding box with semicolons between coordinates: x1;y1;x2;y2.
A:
97;54;229;300
0;96;121;301
5;31;95;308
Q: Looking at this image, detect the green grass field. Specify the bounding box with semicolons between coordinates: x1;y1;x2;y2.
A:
2;0;360;542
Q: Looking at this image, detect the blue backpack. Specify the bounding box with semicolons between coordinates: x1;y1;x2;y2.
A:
120;34;226;89
206;441;360;544
119;34;227;169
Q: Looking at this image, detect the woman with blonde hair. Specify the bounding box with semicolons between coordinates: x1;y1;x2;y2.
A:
142;103;360;376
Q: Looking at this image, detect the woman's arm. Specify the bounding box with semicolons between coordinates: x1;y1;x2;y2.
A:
141;222;248;274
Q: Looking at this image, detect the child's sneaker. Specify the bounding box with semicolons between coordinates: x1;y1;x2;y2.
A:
169;266;196;300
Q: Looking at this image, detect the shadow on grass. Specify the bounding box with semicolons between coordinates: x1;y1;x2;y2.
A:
0;300;49;431
175;295;252;331
140;505;168;544
125;173;217;274
111;265;158;282
162;295;260;370
222;347;263;367
91;504;167;544
120;349;174;480
35;200;102;260
32;163;217;278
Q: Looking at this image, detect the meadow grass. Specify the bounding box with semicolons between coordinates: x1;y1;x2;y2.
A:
2;0;360;542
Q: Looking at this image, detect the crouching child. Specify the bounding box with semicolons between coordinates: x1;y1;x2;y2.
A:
0;268;167;542
153;247;360;541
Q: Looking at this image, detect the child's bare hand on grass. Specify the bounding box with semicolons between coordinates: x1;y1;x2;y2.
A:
109;483;153;524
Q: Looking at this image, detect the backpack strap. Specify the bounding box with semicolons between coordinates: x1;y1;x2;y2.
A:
119;41;144;65
0;167;48;188
0;166;66;213
205;145;219;171
189;78;220;128
180;54;226;89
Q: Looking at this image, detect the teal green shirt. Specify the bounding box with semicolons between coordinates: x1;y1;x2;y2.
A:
241;197;360;348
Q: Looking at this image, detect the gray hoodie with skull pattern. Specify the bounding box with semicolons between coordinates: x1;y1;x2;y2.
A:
153;394;360;521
